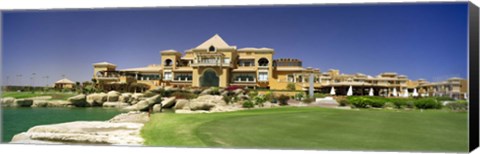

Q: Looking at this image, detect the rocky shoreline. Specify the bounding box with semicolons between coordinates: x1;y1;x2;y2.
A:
3;87;341;145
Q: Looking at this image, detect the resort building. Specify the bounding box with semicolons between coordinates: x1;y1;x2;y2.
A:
92;34;468;98
54;78;75;89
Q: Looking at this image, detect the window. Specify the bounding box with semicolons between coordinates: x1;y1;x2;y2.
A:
164;59;172;66
233;73;255;82
259;72;268;81
224;58;230;64
287;75;294;82
209;46;216;52
175;73;192;81
163;72;172;80
258;58;269;67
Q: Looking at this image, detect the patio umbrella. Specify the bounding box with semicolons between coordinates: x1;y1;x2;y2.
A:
369;88;374;96
330;86;336;95
403;89;409;98
412;88;418;97
392;88;397;97
347;86;353;96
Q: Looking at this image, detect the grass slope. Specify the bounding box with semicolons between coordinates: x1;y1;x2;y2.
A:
1;92;75;100
141;107;467;152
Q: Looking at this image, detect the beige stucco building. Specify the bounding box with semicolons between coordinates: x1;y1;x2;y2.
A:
54;78;75;89
92;34;467;99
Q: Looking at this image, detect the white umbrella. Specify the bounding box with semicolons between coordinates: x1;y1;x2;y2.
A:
347;86;353;96
412;88;418;97
392;88;397;97
402;89;409;98
369;88;374;96
330;86;336;95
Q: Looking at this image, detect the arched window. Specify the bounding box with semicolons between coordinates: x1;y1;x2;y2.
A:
209;46;216;52
258;58;269;67
164;59;172;66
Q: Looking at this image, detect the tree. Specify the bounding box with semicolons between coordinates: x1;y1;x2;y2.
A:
286;83;296;91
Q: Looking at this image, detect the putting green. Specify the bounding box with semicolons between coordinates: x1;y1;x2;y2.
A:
141;107;467;152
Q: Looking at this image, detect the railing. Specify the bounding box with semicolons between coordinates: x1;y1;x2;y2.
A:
232;78;256;83
191;59;232;67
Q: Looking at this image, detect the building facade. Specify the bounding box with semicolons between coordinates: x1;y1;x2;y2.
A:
92;35;468;98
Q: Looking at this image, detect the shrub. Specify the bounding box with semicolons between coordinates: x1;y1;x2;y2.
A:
445;100;468;111
248;90;259;98
225;85;243;91
390;98;406;109
347;96;385;108
223;95;233;104
209;87;220;95
295;92;305;101
314;93;327;98
367;98;385;108
302;98;315;104
264;91;275;102
286;83;296;91
253;95;267;106
433;96;455;102
337;98;349;106
277;94;290;106
414;98;442;109
171;91;197;100
347;97;368;108
384;102;396;109
242;100;254;108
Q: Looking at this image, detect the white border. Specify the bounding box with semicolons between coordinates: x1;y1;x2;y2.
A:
0;0;474;10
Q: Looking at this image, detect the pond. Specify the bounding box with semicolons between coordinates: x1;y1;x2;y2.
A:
1;107;125;142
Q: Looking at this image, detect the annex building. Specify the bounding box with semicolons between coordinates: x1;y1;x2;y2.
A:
92;34;468;99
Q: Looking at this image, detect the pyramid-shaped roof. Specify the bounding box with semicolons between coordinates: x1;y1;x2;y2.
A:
55;78;75;84
93;62;116;67
195;34;233;49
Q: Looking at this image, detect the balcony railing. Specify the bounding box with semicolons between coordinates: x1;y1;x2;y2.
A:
191;59;232;67
232;78;256;83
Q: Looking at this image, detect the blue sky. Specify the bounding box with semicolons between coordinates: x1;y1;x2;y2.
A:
2;3;468;86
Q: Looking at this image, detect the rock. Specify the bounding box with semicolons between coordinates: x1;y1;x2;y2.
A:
165;87;178;91
263;102;279;108
108;111;149;123
233;89;244;95
161;97;176;108
131;93;144;102
221;91;229;96
86;93;107;106
1;97;17;107
174;99;189;109
188;95;225;111
237;93;249;100
102;102;130;108
68;94;88;107
107;91;120;102
10;121;144;145
153;104;162;113
119;93;132;103
15;99;34;107
123;95;161;111
200;88;212;95
32;100;48;107
210;105;242;113
47;100;73;107
189;89;202;94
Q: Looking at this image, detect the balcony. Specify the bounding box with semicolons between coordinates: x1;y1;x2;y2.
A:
191;59;232;67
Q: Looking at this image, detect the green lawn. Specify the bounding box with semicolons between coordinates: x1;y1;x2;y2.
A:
141;107;468;152
1;91;76;100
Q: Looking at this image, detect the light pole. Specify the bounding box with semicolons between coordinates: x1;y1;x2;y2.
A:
16;74;22;87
